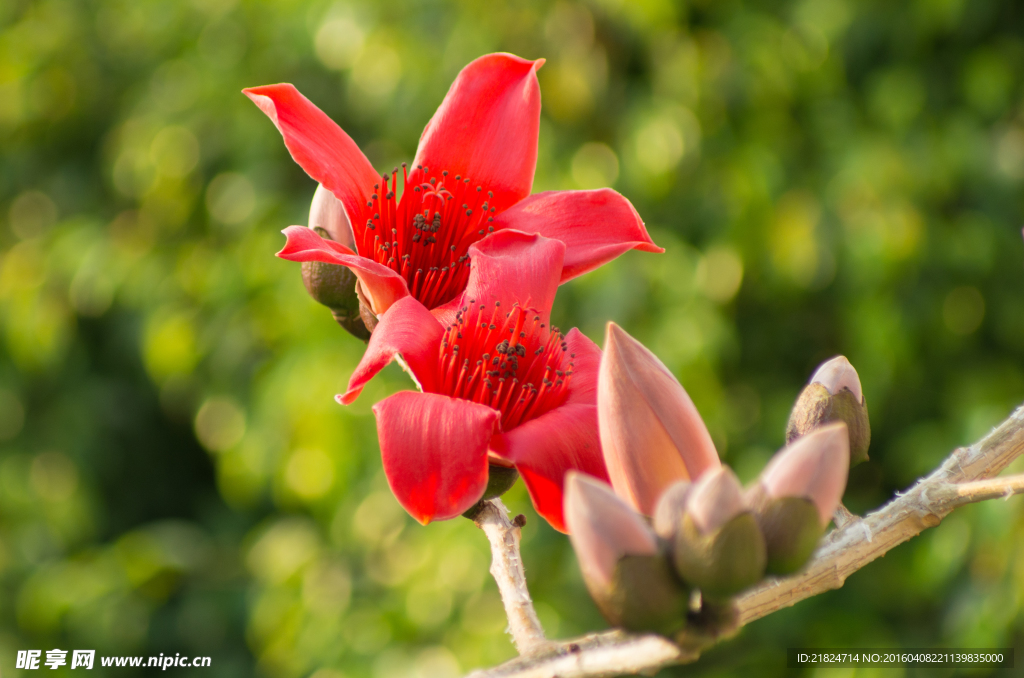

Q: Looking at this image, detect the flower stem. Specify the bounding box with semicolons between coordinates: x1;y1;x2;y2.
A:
472;498;549;655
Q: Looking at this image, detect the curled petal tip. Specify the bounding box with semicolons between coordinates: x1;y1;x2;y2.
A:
413;52;542;212
761;422;850;525
620;198;663;253
810;355;863;402
492;190;662;283
242;82;379;251
241;85;264;99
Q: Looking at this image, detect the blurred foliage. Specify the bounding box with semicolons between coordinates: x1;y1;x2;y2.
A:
1;0;1023;676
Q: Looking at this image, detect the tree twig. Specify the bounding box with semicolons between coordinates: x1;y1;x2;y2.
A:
831;502;858;528
465;630;692;678
939;473;1024;505
473;498;549;655
465;403;1024;678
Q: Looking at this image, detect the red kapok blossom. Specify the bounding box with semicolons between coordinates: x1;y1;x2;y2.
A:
340;229;608;531
245;53;661;318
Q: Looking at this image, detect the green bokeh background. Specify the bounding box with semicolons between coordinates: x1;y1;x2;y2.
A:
2;0;1024;676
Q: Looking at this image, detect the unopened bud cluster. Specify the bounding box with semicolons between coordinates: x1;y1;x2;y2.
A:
566;325;870;642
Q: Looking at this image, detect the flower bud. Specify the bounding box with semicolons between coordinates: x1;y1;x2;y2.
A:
670;468;766;601
652;480;691;541
751;495;821;575
564;472;688;633
786;356;870;465
309;184;355;249
301;187;370;340
749;424;849;575
599;322;720;516
686;467;747;535
760;421;850;526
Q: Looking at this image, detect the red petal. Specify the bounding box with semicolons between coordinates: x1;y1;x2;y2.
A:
244;84;378;227
492;189;663;282
562;328;601;406
492;328;605;531
340;295;444;404
374;391;500;524
496;403;608;533
278;225;409;315
465;230;565;321
428;296;462;328
412;53;542;213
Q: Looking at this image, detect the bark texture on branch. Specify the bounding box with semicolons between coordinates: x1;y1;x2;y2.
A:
466;403;1024;678
472;499;549;655
465;630;689;678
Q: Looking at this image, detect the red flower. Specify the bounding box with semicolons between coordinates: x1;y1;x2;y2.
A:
340;229;608;531
244;53;661;319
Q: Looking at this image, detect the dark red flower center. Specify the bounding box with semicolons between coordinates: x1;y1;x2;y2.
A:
353;164;500;309
434;300;574;430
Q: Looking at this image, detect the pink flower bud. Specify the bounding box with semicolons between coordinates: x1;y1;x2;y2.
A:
670;467;765;598
565;472;689;633
685;467;747;535
810;356;863;402
760;422;850;526
308;184;355;250
598;322;721;515
652;480;692;540
564;471;658;591
787;356;870;465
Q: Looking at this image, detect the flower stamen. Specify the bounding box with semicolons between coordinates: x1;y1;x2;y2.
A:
435;301;572;429
352;164;499;308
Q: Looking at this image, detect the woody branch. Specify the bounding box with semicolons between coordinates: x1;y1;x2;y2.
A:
472;499;550;655
466;402;1024;678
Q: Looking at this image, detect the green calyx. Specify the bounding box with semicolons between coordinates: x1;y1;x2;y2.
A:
597;553;689;635
786;382;870;465
671;512;766;602
301;227;370;341
461;464;520;520
753;495;822;575
481;464;519;500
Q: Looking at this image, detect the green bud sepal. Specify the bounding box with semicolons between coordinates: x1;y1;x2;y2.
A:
461;464;520;520
671;512;766;602
301;227;372;341
752;495;822;575
597;552;689;635
786;366;870;466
